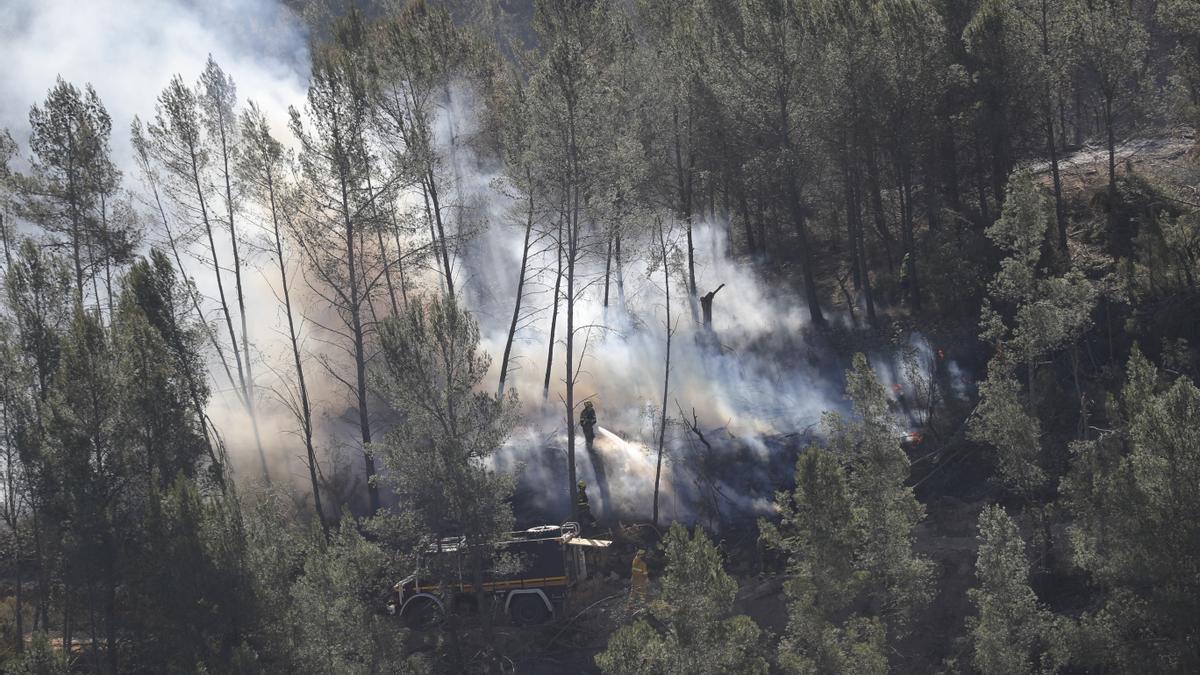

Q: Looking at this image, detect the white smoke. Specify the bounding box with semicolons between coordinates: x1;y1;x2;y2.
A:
426;82;976;525
1;3;969;524
0;0;308;170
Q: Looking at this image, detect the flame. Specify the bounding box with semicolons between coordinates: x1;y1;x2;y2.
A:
906;431;923;444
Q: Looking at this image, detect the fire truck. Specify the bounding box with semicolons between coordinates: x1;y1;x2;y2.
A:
388;522;612;627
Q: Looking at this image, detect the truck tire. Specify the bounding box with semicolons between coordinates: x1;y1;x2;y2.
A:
403;597;442;631
508;594;550;625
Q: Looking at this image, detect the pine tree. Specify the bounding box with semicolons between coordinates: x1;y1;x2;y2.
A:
146;73;270;480
763;447;887;675
372;1;486;305
1078;0;1148;253
1063;347;1200;671
965;0;1078;254
286;518;409;674
373;296;517;665
290;20;384;513
596;522;767;675
702;0;825;325
239;102;325;531
968;505;1070;674
765;354;931;672
972;170;1097;497
197;56;268;483
19;79;121;310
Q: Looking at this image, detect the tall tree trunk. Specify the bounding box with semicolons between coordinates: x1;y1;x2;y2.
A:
785;177;826;327
899;161;922;312
845;158;876;326
366;173;401;317
13;543;22;654
148;176;239;403
498;181;535;397
738;178;756;255
420;179;447;297
389;207;411;310
614;230;624;305
88;582;98;674
672;105;697;298
216;112;268;483
426;170;456;304
652;219;671;527
776;78;825;326
104;550;117;674
602;232;613;308
184;138;256;465
1046;106;1068;255
1073;87;1084;147
340;166;379;514
64;134;86;310
63;578;72;664
973;125;991;223
99;192;114;318
564;95;582;524
1103;92;1119;253
1038;6;1068;256
269;174;326;533
543;217;563;401
866;147;896;272
842;152;862;291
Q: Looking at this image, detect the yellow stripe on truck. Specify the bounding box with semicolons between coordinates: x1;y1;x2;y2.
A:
415;576;569;593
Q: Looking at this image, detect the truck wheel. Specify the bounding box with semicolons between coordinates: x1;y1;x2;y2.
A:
403;598;442;631
509;594;550;625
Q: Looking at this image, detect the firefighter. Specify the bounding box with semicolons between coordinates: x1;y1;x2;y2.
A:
580;401;597;452
576;480;597;534
627;549;649;612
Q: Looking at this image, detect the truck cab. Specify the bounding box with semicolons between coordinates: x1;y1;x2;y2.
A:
388;522;611;627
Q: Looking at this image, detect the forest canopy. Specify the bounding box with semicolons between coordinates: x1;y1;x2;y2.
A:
2;0;1199;672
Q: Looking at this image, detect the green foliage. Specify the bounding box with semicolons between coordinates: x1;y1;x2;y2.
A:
765;354;932;672
764;448;887;675
974;171;1099;496
288;518;410;674
983;172;1097;363
972;367;1046;495
829;355;933;635
374;296;516;663
968;505;1070;674
596;523;767;675
1157;0;1200;125
2;632;69;675
374;297;517;542
126;479;254;670
1064;347;1200;671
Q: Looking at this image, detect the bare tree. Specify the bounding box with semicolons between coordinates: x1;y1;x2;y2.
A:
652;217;677;527
146;75;270;479
290;27;383;513
240;102;327;532
494;73;545;397
198;56;268;480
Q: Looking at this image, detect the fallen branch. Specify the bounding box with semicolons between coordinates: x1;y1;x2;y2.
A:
545;593;625;649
